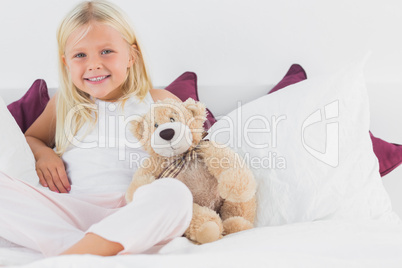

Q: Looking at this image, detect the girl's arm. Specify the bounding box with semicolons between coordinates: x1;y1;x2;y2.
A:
25;95;71;193
150;89;181;102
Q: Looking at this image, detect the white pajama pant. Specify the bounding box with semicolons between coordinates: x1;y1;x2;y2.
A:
0;172;193;257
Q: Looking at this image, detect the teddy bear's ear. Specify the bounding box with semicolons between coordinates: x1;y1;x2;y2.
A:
183;98;207;120
131;115;146;141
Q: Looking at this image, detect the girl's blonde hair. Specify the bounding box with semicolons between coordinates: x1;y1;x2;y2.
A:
55;0;152;155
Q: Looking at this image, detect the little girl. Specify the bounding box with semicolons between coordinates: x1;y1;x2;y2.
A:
0;0;193;257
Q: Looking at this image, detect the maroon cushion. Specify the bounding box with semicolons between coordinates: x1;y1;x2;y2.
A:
268;64;307;94
7;79;50;133
165;72;217;130
370;132;402;176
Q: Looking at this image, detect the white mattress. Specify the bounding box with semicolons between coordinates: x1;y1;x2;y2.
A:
2;219;402;268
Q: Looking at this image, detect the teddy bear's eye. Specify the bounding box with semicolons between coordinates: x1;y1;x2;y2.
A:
154;123;159;128
170;118;175;122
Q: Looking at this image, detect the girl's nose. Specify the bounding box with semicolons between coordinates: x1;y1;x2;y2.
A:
87;57;102;71
88;64;101;71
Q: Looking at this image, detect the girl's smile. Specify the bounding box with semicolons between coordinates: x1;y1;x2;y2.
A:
85;75;111;83
62;22;134;101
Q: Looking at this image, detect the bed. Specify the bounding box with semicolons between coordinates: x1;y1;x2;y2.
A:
1;0;402;267
2;59;402;267
1;220;402;267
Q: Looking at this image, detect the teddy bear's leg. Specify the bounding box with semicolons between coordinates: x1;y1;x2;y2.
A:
222;217;253;235
185;203;223;244
220;196;256;235
220;196;256;223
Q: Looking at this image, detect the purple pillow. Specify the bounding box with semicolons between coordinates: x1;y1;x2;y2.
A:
7;79;50;133
370;132;402;176
165;72;217;130
268;64;307;94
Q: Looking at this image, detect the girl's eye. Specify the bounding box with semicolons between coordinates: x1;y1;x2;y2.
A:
74;53;86;58
170;118;175;122
154;123;159;128
101;50;112;55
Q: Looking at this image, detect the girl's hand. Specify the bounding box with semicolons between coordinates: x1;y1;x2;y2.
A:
24;95;70;193
35;148;71;193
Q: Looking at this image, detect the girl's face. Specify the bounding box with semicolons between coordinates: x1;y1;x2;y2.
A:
62;21;134;101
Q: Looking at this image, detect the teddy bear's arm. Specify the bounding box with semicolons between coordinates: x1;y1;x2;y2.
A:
200;141;256;203
125;156;164;203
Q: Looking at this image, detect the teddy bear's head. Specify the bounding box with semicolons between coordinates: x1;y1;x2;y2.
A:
131;98;207;158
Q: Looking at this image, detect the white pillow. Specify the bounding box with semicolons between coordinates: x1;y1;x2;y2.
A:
208;58;399;226
0;96;39;185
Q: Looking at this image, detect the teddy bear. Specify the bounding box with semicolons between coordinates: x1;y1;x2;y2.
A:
125;98;256;244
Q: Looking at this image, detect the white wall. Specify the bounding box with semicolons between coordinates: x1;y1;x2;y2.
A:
1;0;402;216
1;0;402;89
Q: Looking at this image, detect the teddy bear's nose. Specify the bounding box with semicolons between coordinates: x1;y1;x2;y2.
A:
159;128;175;141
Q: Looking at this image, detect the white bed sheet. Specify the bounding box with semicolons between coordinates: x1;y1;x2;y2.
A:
2;219;401;268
